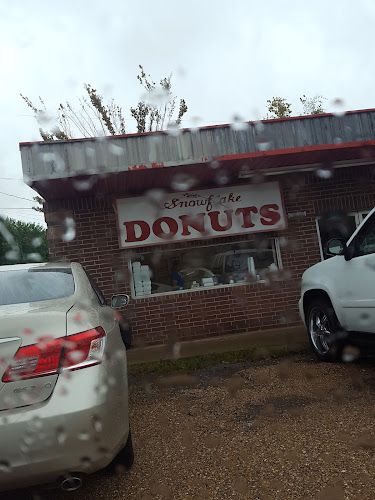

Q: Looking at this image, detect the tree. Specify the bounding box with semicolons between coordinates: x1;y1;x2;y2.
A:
300;94;326;115
21;65;188;140
0;218;48;265
32;196;44;213
266;97;292;119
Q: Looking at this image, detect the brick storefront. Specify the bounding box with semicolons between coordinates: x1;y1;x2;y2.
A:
19;110;375;347
42;164;375;347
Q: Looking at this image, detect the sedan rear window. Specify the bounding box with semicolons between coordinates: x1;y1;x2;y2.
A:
0;269;75;306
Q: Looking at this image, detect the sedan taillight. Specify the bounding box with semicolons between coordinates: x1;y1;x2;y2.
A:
2;327;105;383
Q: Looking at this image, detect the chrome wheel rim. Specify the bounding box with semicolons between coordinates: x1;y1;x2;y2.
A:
308;306;331;355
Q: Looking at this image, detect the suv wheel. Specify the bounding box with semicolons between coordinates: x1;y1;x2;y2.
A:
306;299;344;362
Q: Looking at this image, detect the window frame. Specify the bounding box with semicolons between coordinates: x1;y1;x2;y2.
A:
128;237;283;299
351;212;375;258
316;210;371;261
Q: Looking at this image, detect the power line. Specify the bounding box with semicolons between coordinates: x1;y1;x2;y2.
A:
0;191;34;202
0;177;24;181
0;207;36;210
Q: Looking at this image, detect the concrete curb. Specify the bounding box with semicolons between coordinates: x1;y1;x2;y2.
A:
127;325;308;365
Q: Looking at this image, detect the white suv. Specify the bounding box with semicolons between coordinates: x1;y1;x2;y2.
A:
299;207;375;361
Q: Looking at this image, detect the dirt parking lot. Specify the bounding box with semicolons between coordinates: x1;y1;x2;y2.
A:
5;352;375;500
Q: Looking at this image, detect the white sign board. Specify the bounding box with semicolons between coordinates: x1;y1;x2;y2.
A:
115;182;286;249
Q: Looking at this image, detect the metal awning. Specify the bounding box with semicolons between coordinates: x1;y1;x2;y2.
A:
19;109;375;201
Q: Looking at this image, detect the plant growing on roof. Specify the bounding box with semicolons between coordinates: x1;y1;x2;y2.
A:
300;94;327;115
21;65;188;140
130;65;188;133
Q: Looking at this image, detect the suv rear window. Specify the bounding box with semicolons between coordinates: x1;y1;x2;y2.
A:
0;268;75;306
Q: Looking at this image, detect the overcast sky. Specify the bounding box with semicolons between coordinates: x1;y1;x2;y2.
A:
1;0;374;225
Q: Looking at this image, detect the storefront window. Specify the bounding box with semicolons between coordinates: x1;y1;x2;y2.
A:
130;238;280;296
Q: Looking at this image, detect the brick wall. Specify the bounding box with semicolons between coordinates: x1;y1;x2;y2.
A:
44;165;375;346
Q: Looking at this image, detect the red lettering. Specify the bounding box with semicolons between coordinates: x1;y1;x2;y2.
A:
152;217;178;239
260;204;281;226
208;210;233;231
179;213;206;236
123;220;150;243
235;207;258;228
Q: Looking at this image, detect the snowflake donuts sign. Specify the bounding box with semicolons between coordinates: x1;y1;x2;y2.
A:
115;182;287;249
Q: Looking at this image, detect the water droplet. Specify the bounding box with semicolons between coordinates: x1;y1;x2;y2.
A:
146;188;165;207
209;160;221;169
108;143;123;155
68;350;86;364
166;122;181;136
26;252;42;262
341;345;360;363
171;173;196;191
230;115;248;132
62;217;76;242
254;120;265;133
40;152;65;172
85;146;96;158
279;237;288;248
0;460;11;473
72;177;96;191
78;431;90;441
316;167;334;179
332;98;346;117
80;456;92;469
256;136;271;151
215;170;229;185
141;87;170;107
32;237;43;247
56;426;67;445
5;249;19;261
91;415;103;433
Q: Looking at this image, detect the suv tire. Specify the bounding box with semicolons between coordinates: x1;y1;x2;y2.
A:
306;298;344;362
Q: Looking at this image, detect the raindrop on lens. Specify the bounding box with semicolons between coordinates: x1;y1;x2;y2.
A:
0;460;11;473
332;98;346;117
92;415;103;433
72;177;96;191
166;122;181;137
80;456;92;469
171;173;196;191
26;253;42;262
230;115;248;132
32;237;42;247
209;160;220;169
56;426;67;445
108;143;123;155
215;170;229;185
316;167;333;179
78;431;90;441
62;217;76;242
5;249;19;261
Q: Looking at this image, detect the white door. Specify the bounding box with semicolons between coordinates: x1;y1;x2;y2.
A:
336;212;375;333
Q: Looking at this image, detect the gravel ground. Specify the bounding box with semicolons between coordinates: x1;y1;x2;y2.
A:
4;353;375;500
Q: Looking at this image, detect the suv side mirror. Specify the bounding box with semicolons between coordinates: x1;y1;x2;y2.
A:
344;244;355;261
111;294;130;308
326;239;344;257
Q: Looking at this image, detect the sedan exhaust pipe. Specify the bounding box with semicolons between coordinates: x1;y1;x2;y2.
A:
60;474;83;491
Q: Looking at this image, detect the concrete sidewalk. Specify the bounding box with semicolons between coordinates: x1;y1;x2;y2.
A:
127;325;308;365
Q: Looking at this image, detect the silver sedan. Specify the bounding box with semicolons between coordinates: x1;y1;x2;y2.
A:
0;262;133;492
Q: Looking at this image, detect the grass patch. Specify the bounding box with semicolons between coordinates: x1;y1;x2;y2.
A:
128;345;306;376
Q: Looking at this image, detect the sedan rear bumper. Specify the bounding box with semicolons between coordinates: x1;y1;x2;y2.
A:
0;362;129;492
